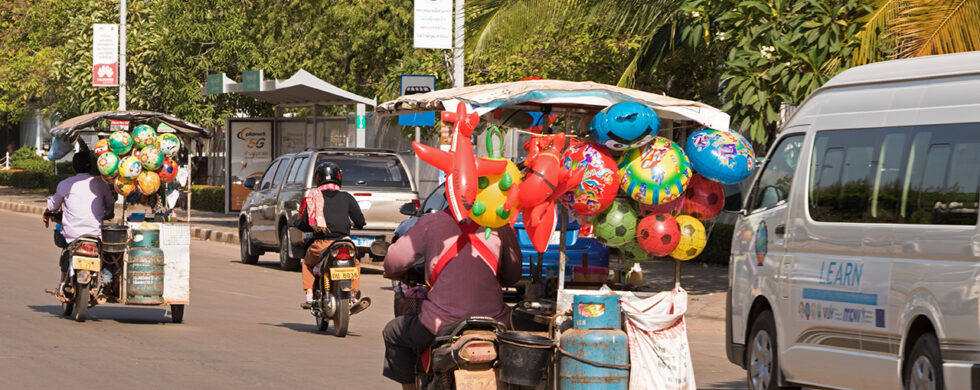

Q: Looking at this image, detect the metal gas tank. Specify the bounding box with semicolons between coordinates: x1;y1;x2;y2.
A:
126;228;164;305
558;328;629;390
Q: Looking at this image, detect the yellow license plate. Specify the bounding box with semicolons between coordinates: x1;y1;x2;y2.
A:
453;369;497;390
72;256;101;272
329;267;359;280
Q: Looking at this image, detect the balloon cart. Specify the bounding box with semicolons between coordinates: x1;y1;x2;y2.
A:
50;111;213;323
377;79;755;389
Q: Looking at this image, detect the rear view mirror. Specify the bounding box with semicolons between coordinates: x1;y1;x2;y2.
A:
399;202;418;216
243;177;257;190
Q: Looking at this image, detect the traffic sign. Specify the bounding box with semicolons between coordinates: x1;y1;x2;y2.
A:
399;75;436;126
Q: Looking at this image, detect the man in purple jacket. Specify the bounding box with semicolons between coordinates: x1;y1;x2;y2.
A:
381;209;522;388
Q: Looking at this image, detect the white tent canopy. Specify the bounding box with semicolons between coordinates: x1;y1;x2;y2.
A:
222;69;376;108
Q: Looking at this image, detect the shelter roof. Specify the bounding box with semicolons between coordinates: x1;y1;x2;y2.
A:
236;69;376;108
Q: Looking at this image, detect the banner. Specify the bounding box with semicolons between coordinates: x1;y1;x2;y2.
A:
92;24;119;87
414;0;453;49
229;121;273;182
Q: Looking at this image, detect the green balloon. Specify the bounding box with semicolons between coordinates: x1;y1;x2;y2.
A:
593;199;638;248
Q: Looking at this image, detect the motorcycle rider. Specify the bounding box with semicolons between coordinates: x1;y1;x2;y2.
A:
295;161;371;312
381;203;522;388
43;151;116;272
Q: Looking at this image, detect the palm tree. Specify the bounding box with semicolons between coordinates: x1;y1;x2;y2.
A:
855;0;980;64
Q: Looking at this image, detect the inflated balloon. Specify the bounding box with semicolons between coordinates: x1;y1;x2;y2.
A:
686;128;756;184
636;213;681;257
118;155;142;180
589;102;659;150
136;170;161;195
96;152;120;177
618;137;692;205
412;101;507;222
114;177;137;196
109;131;134;155
471;127;522;230
592;199;637;248
158;158;179;184
682;174;725;220
94;138;111;156
561;141;619;216
132;124;157;148
619;240;655;262
638;196;684;218
670;215;707;261
138;145;164;171
156;133;181;157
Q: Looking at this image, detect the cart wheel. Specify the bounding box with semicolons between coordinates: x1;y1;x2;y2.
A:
73;284;88;322
240;225;259;265
332;288;350;337
171;304;184;323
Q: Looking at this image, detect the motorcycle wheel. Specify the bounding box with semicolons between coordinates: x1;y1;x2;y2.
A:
73;284;88;322
61;300;74;317
332;286;349;337
316;313;329;332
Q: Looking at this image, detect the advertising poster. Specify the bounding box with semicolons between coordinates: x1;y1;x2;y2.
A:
229;121;272;182
92;24;119;87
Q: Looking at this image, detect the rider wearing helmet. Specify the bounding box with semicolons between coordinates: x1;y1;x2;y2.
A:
296;161;369;312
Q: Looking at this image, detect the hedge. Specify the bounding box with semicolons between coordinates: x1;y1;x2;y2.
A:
46;174;73;194
8;171;47;189
190;185;224;213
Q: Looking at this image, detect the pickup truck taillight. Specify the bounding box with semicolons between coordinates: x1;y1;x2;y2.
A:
353;193;372;197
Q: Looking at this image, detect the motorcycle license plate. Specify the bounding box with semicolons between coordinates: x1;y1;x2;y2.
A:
330;267;359;280
72;256;100;272
453;369;497;390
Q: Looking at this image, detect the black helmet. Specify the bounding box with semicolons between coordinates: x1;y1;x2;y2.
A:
313;161;342;186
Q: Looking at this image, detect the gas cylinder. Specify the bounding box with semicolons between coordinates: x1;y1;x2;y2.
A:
558;295;629;390
127;228;165;305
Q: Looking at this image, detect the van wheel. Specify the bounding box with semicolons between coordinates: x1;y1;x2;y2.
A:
905;333;943;390
240;225;259;265
747;310;796;390
279;228;301;271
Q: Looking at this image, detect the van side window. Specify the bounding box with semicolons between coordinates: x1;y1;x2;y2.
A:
808;123;980;225
749;134;805;212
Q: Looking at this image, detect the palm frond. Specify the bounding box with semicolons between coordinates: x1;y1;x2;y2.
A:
853;0;901;65
893;0;980;58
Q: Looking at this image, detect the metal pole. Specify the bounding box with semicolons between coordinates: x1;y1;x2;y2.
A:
414;126;420;190
118;0;126;110
674;260;682;289
453;0;464;88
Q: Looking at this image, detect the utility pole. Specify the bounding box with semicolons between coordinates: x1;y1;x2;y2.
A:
119;0;127;110
453;0;464;88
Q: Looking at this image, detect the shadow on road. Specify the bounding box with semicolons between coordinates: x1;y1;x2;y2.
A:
29;304;172;324
262;322;362;337
699;380;747;389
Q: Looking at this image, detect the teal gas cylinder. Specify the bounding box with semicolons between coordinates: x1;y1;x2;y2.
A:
558;295;629;389
127;228;165;305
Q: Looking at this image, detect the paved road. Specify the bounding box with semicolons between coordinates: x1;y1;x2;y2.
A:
0;209;746;389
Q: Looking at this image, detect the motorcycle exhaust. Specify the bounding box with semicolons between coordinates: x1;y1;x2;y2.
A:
96;294;108;305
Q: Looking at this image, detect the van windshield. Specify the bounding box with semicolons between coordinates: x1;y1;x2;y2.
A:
316;154;411;188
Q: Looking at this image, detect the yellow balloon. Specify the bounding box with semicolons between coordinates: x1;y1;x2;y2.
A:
670;215;706;260
471;159;522;229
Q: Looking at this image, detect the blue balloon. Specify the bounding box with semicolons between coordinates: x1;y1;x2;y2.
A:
685;128;756;184
589;102;659;150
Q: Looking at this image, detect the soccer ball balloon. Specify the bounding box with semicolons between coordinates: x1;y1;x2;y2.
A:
158;158;179;184
592;199;637;248
681;174;725;220
94;138;111;156
109;131;134;155
114;177;137;196
670;215;707;261
96;152;120;177
619;240;656;262
618;137;693;205
118;156;142;180
685;128;756;184
638;196;684;218
636;213;681;257
132;124;157;149
156;133;181;157
136;170;161;195
589;102;659;150
138;145;164;171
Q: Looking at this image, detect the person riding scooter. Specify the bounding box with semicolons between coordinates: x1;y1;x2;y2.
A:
295;161;371;313
381;203;522;389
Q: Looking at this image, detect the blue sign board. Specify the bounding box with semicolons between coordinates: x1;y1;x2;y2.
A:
399;75;437;127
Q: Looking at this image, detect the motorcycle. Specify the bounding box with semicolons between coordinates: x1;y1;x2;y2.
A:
47;211;119;323
310;239;360;337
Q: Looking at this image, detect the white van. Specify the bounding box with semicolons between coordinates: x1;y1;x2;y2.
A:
726;52;980;390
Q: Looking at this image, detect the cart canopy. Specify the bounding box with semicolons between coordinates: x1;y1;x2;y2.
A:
50;110;212;139
376;79;730;130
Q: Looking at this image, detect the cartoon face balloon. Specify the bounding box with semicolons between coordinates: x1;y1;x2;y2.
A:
618;137;693;205
157;158;178;184
132;124;157;149
561;142;619;216
138;145;164;171
156;133;181;157
94;138;111;156
136;170;161;195
114;177;137;196
685;128;755;184
118;155;142;180
109;131;134;155
96;152;120;177
589;102;659;150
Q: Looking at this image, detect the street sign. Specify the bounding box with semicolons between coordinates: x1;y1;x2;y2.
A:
92;24;119;87
242;70;263;92
413;0;453;49
206;73;235;95
399;75;436;126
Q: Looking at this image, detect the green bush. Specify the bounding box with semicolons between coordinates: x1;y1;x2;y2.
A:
14;158;54;174
55;161;73;173
695;222;735;265
46;174;72;194
0;170;12;186
9;171;46;189
190;185;224;213
10;145;42;164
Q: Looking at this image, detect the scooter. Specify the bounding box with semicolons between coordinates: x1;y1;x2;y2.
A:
310;239;360;337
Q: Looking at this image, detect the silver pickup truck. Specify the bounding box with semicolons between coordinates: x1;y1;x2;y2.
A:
238;148;418;270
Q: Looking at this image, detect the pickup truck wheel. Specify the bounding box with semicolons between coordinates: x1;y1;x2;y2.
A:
240;225;259;265
279;228;301;271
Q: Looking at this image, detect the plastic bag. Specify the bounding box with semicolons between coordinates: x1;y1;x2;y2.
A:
621;287;696;390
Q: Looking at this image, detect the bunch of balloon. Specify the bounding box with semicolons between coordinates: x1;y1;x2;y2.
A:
95;123;183;202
